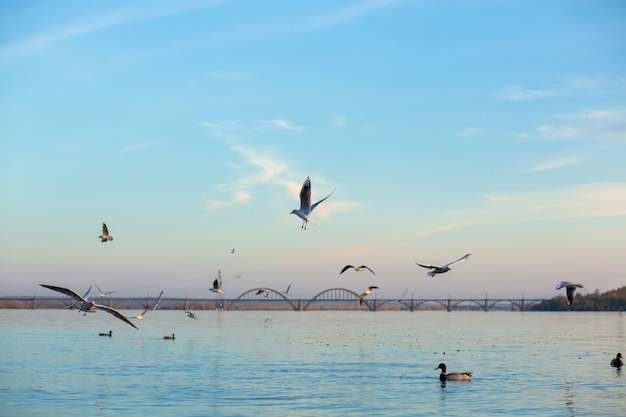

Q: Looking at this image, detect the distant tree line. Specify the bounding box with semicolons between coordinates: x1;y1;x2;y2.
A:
532;286;626;311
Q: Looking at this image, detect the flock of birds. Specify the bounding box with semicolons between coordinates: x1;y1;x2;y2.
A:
38;177;613;379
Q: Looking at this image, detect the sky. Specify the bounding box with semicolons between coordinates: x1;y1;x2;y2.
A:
1;0;625;301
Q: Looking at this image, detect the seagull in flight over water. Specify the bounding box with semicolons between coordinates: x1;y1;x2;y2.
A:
99;222;113;242
555;281;584;306
256;288;270;297
340;265;376;275
415;253;471;277
210;271;223;294
94;283;117;298
283;284;292;295
185;310;198;320
290;176;335;230
39;284;137;329
135;290;164;320
359;286;379;305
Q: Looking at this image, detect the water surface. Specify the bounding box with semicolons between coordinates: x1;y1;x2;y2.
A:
0;310;624;416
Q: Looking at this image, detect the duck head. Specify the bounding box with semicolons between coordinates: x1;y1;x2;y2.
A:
435;363;447;373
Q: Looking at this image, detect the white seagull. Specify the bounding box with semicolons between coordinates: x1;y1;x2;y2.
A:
185;310;198;320
415;253;471;277
555;281;584;306
210;271;223;294
99;222;113;242
94;283;117;298
135;290;164;320
256;288;270;297
340;265;376;275
39;284;137;329
290;176;335;230
359;286;379;305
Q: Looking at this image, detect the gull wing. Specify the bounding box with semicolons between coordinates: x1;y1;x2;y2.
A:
40;284;86;303
83;284;93;299
555;281;573;290
299;177;312;212
415;262;437;270
368;286;379;290
94;283;117;297
152;290;164;311
358;265;376;275
340;265;354;274
310;188;336;213
95;304;138;329
444;253;471;268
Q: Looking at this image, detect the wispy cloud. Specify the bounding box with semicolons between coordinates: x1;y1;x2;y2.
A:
498;85;556;101
484;183;626;220
565;75;626;92
83;141;158;161
418;183;626;236
528;157;581;172
256;119;305;132
307;0;405;30
201;120;354;215
0;2;227;61
333;116;348;127
536;109;626;141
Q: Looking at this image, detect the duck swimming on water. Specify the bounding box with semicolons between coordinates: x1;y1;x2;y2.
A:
610;353;623;368
435;363;472;382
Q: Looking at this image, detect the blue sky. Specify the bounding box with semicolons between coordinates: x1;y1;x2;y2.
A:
1;0;625;300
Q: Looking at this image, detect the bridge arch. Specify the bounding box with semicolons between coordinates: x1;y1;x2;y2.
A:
302;287;376;311
227;288;298;311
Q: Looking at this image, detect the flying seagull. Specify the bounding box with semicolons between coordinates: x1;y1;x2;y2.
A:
340;265;376;275
359;286;379;305
66;284;93;310
99;223;113;242
39;284;137;329
290;176;335;230
283;284;292;295
210;271;223;294
415;253;471;277
135;290;164;320
555;281;583;306
185;310;198;320
256;288;269;297
396;288;408;302
94;283;117;298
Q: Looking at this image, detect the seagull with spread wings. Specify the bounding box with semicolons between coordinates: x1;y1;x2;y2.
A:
210;271;223;295
135;290;164;320
555;281;584;306
415;253;471;277
358;286;379;305
99;223;113;242
39;284;137;329
94;283;117;298
340;265;376;275
290;176;335;230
